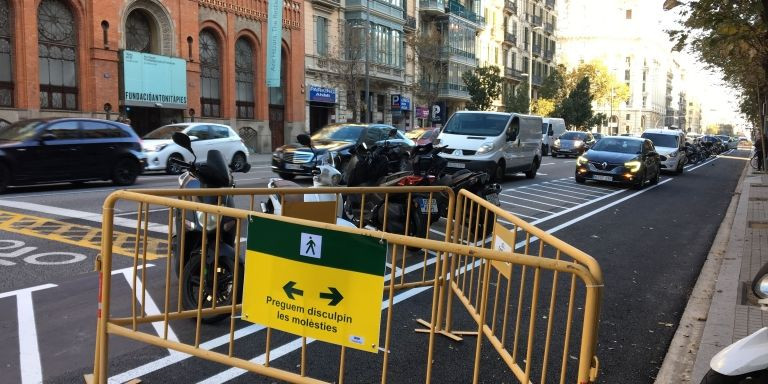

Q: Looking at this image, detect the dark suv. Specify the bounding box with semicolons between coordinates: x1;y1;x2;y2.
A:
0;118;146;193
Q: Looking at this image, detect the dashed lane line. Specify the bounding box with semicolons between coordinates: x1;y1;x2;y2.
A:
0;210;167;259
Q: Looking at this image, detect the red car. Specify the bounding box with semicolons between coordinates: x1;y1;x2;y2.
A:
405;127;441;146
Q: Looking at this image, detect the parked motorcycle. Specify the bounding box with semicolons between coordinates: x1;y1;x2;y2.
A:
261;134;355;228
684;142;705;165
170;132;250;323
341;138;427;238
700;263;768;383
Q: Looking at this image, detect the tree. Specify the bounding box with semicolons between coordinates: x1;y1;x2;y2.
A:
669;1;768;126
556;77;594;129
531;98;556;116
407;30;447;121
589;112;608;128
539;64;567;102
503;82;529;113
326;24;366;122
462;65;503;110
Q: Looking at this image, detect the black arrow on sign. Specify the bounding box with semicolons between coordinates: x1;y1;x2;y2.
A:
283;281;304;300
319;287;343;306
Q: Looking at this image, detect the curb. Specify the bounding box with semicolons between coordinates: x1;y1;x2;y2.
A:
654;161;750;383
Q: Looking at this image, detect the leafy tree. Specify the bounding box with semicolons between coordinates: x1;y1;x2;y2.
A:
463;65;503;110
532;98;556;116
539;64;567;102
503;82;529;113
556;77;594;129
406;29;447;122
588;112;608;128
669;1;768;127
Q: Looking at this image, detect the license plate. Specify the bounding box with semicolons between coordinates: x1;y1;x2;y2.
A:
447;162;465;169
285;163;302;170
486;193;500;206
593;175;613;181
418;198;439;213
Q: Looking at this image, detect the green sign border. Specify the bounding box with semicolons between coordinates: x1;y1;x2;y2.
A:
247;216;387;276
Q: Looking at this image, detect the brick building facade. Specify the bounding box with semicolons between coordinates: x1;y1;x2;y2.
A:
0;0;306;153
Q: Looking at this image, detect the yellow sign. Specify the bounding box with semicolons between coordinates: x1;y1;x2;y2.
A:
491;222;515;279
241;216;386;352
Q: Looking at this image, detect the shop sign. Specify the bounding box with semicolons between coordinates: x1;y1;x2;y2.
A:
121;50;187;109
309;86;337;103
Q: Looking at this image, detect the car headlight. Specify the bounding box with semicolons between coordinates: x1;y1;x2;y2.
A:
195;211;218;232
273;149;284;159
756;272;768;299
624;160;642;173
668;151;678;158
573;140;584;148
144;144;167;152
576;156;589;166
476;143;494;154
554;139;561;147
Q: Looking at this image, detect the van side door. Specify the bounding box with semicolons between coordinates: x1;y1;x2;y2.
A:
504;116;526;169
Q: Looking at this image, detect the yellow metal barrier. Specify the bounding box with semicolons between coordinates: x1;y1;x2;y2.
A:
85;185;602;384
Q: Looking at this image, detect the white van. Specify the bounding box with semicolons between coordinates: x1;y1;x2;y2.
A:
640;128;687;173
435;111;542;180
541;117;566;156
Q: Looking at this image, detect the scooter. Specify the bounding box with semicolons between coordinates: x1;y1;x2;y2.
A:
169;132;250;323
700;263;768;383
261;134;355;228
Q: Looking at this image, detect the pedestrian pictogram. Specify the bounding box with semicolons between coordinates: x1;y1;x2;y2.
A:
242;216;386;352
299;233;322;258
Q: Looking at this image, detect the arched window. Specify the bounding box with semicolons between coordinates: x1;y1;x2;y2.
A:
199;30;221;117
0;0;12;107
38;0;78;110
235;37;255;119
126;10;153;53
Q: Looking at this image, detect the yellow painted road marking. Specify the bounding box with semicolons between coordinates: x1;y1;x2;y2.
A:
0;210;168;259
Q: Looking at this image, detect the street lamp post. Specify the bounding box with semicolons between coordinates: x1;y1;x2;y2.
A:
364;0;371;123
527;25;543;114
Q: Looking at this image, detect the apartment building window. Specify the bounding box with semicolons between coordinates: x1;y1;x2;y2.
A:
316;16;328;56
235;38;255;119
446;19;476;58
38;0;79;110
199;29;221;117
370;24;403;68
625;69;630;81
626;114;631;121
626;9;632;19
0;0;13;107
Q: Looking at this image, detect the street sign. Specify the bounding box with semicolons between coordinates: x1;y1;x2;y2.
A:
241;216;387;352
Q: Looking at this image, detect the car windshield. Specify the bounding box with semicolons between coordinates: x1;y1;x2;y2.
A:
311;125;365;142
442;113;509;136
560;132;586;140
0;119;44;141
642;133;679;148
591;138;642;154
144;125;186;139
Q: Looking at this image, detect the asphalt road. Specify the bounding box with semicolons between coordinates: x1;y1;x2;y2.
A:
0;149;747;383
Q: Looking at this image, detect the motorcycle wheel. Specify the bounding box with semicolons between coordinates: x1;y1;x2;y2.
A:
698;369;751;384
181;251;243;324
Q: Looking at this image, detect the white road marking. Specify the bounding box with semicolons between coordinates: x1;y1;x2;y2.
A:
519;186;591;201
0;283;57;384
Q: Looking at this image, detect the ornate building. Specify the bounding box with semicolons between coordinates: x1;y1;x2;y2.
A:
0;0;305;152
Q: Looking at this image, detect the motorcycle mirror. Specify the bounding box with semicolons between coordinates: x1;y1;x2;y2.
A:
753;263;768;299
172;132;194;153
297;133;312;147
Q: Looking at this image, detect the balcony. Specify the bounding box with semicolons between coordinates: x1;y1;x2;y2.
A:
532;15;542;26
543;49;554;61
504;67;526;79
532;75;542;86
419;0;445;15
503;32;517;46
545;0;554;9
532;43;542;56
503;0;517;14
441;45;478;66
405;15;417;31
447;0;485;27
438;82;471;100
544;22;554;33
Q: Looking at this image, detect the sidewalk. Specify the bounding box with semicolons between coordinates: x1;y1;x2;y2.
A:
656;161;768;383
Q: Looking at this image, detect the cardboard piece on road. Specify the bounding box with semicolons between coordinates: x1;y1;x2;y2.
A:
241;216;387;352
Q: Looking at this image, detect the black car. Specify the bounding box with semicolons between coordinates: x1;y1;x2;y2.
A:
0;118;146;193
575;136;661;189
272;124;414;179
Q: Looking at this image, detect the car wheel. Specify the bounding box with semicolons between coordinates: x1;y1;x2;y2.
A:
494;160;505;182
112;158;140;186
525;157;539;179
278;172;296;180
230;152;248;173
166;153;185;175
0;163;9;194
